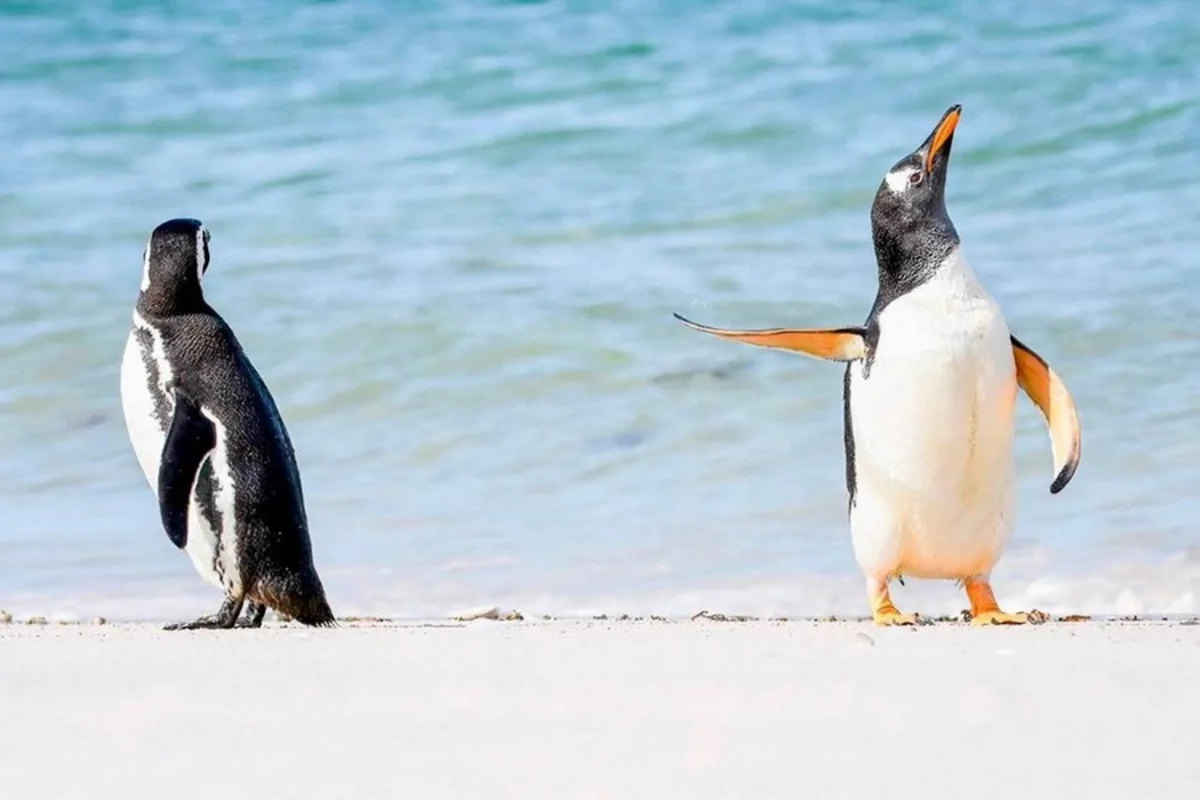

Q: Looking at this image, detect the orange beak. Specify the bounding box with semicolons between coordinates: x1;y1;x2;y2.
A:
924;106;961;173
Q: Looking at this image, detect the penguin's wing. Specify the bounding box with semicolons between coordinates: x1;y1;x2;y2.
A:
157;388;216;549
673;313;867;362
1011;336;1081;494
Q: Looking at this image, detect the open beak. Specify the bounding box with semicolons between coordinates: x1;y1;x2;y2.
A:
922;105;961;174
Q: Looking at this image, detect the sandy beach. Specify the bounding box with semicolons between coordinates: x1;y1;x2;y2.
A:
2;616;1198;799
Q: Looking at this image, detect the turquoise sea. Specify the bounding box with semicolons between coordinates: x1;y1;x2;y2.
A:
2;0;1199;621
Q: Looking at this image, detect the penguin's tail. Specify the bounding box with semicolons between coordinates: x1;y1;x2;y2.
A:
257;573;337;628
284;593;337;628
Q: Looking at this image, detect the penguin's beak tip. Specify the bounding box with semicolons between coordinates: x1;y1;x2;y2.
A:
924;105;962;174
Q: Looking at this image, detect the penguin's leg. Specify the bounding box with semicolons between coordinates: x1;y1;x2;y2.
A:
853;492;919;626
867;576;919;626
163;594;245;631
963;577;1048;626
235;602;268;629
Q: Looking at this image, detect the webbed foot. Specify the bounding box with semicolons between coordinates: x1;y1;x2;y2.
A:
867;577;920;627
163;596;244;631
965;578;1047;626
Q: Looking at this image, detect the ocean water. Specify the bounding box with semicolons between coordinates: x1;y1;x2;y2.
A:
2;0;1199;622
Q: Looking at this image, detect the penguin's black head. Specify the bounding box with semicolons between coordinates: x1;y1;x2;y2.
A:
139;218;211;312
869;105;962;286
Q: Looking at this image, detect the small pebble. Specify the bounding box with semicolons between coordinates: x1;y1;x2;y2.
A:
26;616;48;626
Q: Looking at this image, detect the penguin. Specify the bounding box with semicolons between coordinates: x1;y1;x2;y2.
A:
674;105;1081;626
119;218;335;630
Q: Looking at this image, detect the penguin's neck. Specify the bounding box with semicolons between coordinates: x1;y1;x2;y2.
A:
871;215;960;298
136;285;210;319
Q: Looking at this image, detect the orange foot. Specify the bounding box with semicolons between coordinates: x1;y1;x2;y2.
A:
874;608;920;626
965;578;1048;626
868;578;920;626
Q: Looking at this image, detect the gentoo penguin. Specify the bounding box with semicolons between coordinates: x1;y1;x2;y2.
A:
675;105;1081;626
120;218;334;630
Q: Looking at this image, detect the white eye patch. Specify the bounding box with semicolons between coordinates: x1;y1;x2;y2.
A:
885;167;919;194
195;225;209;284
140;243;152;292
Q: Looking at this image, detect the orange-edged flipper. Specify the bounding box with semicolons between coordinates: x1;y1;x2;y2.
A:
673;313;866;362
1011;336;1081;494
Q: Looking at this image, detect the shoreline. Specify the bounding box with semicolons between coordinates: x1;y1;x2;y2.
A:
2;605;1199;628
8;552;1199;627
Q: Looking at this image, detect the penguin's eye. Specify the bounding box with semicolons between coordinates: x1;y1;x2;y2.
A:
908;171;924;187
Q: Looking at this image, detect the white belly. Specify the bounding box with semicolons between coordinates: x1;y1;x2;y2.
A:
120;331;162;478
120;315;233;591
848;256;1018;580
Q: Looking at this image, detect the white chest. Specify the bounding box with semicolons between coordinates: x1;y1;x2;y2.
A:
851;253;1018;484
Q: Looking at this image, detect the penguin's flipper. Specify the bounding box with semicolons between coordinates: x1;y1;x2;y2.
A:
673;313;867;362
1011;336;1081;494
157;388;216;549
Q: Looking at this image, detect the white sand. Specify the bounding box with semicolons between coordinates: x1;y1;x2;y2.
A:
2;618;1198;799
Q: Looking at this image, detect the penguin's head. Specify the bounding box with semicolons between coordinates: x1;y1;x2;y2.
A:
873;105;960;219
140;218;211;306
870;106;962;278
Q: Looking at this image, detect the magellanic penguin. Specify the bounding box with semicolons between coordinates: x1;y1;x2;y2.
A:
675;105;1081;626
120;218;335;630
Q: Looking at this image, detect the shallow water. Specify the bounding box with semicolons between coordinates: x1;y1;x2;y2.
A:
2;0;1199;620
